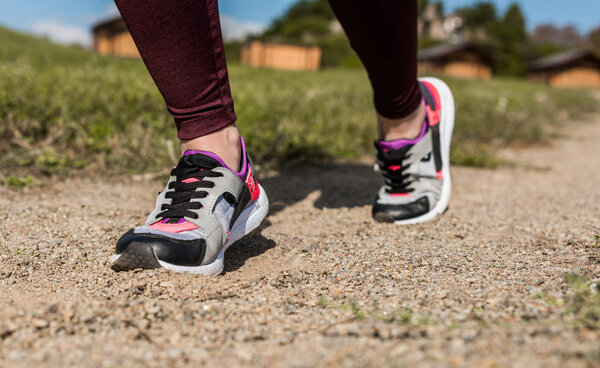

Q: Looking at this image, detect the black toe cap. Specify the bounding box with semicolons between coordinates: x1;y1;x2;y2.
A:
114;229;207;268
372;196;430;223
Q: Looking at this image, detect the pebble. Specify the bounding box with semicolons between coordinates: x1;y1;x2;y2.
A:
2;122;600;367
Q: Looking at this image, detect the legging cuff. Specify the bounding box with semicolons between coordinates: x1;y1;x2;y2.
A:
374;80;423;119
174;107;237;140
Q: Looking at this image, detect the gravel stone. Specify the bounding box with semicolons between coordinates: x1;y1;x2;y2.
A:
0;121;599;367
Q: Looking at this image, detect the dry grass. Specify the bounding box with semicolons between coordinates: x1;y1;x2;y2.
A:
0;26;597;180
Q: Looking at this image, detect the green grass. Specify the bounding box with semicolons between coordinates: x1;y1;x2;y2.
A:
537;273;600;330
0;26;597;176
563;274;600;329
317;295;417;325
6;175;36;188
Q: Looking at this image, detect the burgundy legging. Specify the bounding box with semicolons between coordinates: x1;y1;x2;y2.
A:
114;0;422;140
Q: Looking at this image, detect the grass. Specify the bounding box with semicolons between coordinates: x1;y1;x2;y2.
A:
563;274;600;329
537;273;600;330
317;295;419;325
0;26;597;177
6;175;36;188
320;272;600;330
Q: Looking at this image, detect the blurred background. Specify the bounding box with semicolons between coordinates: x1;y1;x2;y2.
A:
0;0;599;185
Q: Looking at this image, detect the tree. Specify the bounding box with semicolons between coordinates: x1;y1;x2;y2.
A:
503;4;527;41
529;24;584;59
589;26;600;50
258;0;359;68
434;2;444;16
280;16;331;40
418;0;430;16
486;3;527;76
263;0;334;40
456;2;497;30
531;24;582;47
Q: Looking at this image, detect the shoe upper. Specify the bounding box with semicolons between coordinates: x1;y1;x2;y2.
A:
372;81;445;223
115;138;260;266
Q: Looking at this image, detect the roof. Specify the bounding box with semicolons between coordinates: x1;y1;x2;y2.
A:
530;49;600;72
418;42;492;64
92;16;125;33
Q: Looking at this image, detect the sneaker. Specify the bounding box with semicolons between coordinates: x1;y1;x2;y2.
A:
372;77;455;224
110;137;269;275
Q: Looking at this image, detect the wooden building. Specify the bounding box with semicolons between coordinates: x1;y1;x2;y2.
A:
418;43;492;79
529;49;600;88
241;41;321;71
92;17;140;58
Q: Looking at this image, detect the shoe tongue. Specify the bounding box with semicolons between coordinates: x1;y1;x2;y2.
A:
180;149;227;169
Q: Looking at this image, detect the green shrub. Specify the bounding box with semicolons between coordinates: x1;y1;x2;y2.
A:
0;26;597;176
6;175;36;188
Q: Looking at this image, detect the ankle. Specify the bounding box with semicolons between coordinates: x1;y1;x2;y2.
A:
378;101;426;141
180;124;242;171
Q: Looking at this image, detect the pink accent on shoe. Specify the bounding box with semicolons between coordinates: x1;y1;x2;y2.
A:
390;193;410;197
436;170;444;179
388;165;402;171
182;178;200;183
426;105;441;127
246;165;260;201
422;81;441;108
422;80;442;127
149;220;199;233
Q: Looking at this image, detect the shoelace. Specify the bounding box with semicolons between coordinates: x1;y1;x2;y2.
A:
157;157;224;222
376;148;415;195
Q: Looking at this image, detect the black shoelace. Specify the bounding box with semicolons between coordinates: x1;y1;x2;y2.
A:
377;146;415;195
157;156;223;223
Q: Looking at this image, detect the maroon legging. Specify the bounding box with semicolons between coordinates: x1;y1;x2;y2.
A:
114;0;422;140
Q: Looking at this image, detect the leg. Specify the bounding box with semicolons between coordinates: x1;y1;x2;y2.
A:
328;0;425;140
111;0;269;274
329;0;455;224
114;0;240;169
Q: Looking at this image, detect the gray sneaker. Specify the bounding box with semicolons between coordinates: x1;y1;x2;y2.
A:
372;77;455;224
110;137;269;275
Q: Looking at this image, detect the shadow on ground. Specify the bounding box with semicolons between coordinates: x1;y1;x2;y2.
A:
223;227;277;273
261;162;380;214
224;162;381;271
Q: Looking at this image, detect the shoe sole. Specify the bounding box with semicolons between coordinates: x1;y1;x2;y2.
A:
110;184;269;275
394;77;455;225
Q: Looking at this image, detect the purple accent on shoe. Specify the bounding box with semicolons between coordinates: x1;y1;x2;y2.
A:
160;217;185;224
183;149;228;165
182;137;248;181
376;119;428;151
160;217;186;224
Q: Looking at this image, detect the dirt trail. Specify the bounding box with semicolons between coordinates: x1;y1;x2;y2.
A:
1;116;599;367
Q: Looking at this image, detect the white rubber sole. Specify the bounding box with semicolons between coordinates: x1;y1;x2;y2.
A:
393;77;455;225
110;184;269;276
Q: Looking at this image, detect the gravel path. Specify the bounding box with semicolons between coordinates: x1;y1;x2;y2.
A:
1;117;599;367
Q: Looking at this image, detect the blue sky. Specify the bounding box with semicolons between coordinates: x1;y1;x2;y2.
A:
0;0;598;46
